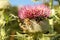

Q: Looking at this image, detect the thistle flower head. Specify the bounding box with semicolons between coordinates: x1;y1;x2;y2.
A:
18;4;51;19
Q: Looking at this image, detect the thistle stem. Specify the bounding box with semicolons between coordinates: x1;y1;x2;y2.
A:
49;0;54;34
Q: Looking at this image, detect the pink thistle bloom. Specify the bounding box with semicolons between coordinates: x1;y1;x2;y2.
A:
18;4;51;19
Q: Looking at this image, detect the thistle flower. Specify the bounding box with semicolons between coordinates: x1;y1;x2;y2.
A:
18;4;51;19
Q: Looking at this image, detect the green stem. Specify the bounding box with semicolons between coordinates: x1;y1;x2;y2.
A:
49;0;54;34
49;0;53;9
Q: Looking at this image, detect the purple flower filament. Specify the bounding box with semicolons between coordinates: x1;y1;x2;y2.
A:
18;4;51;19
